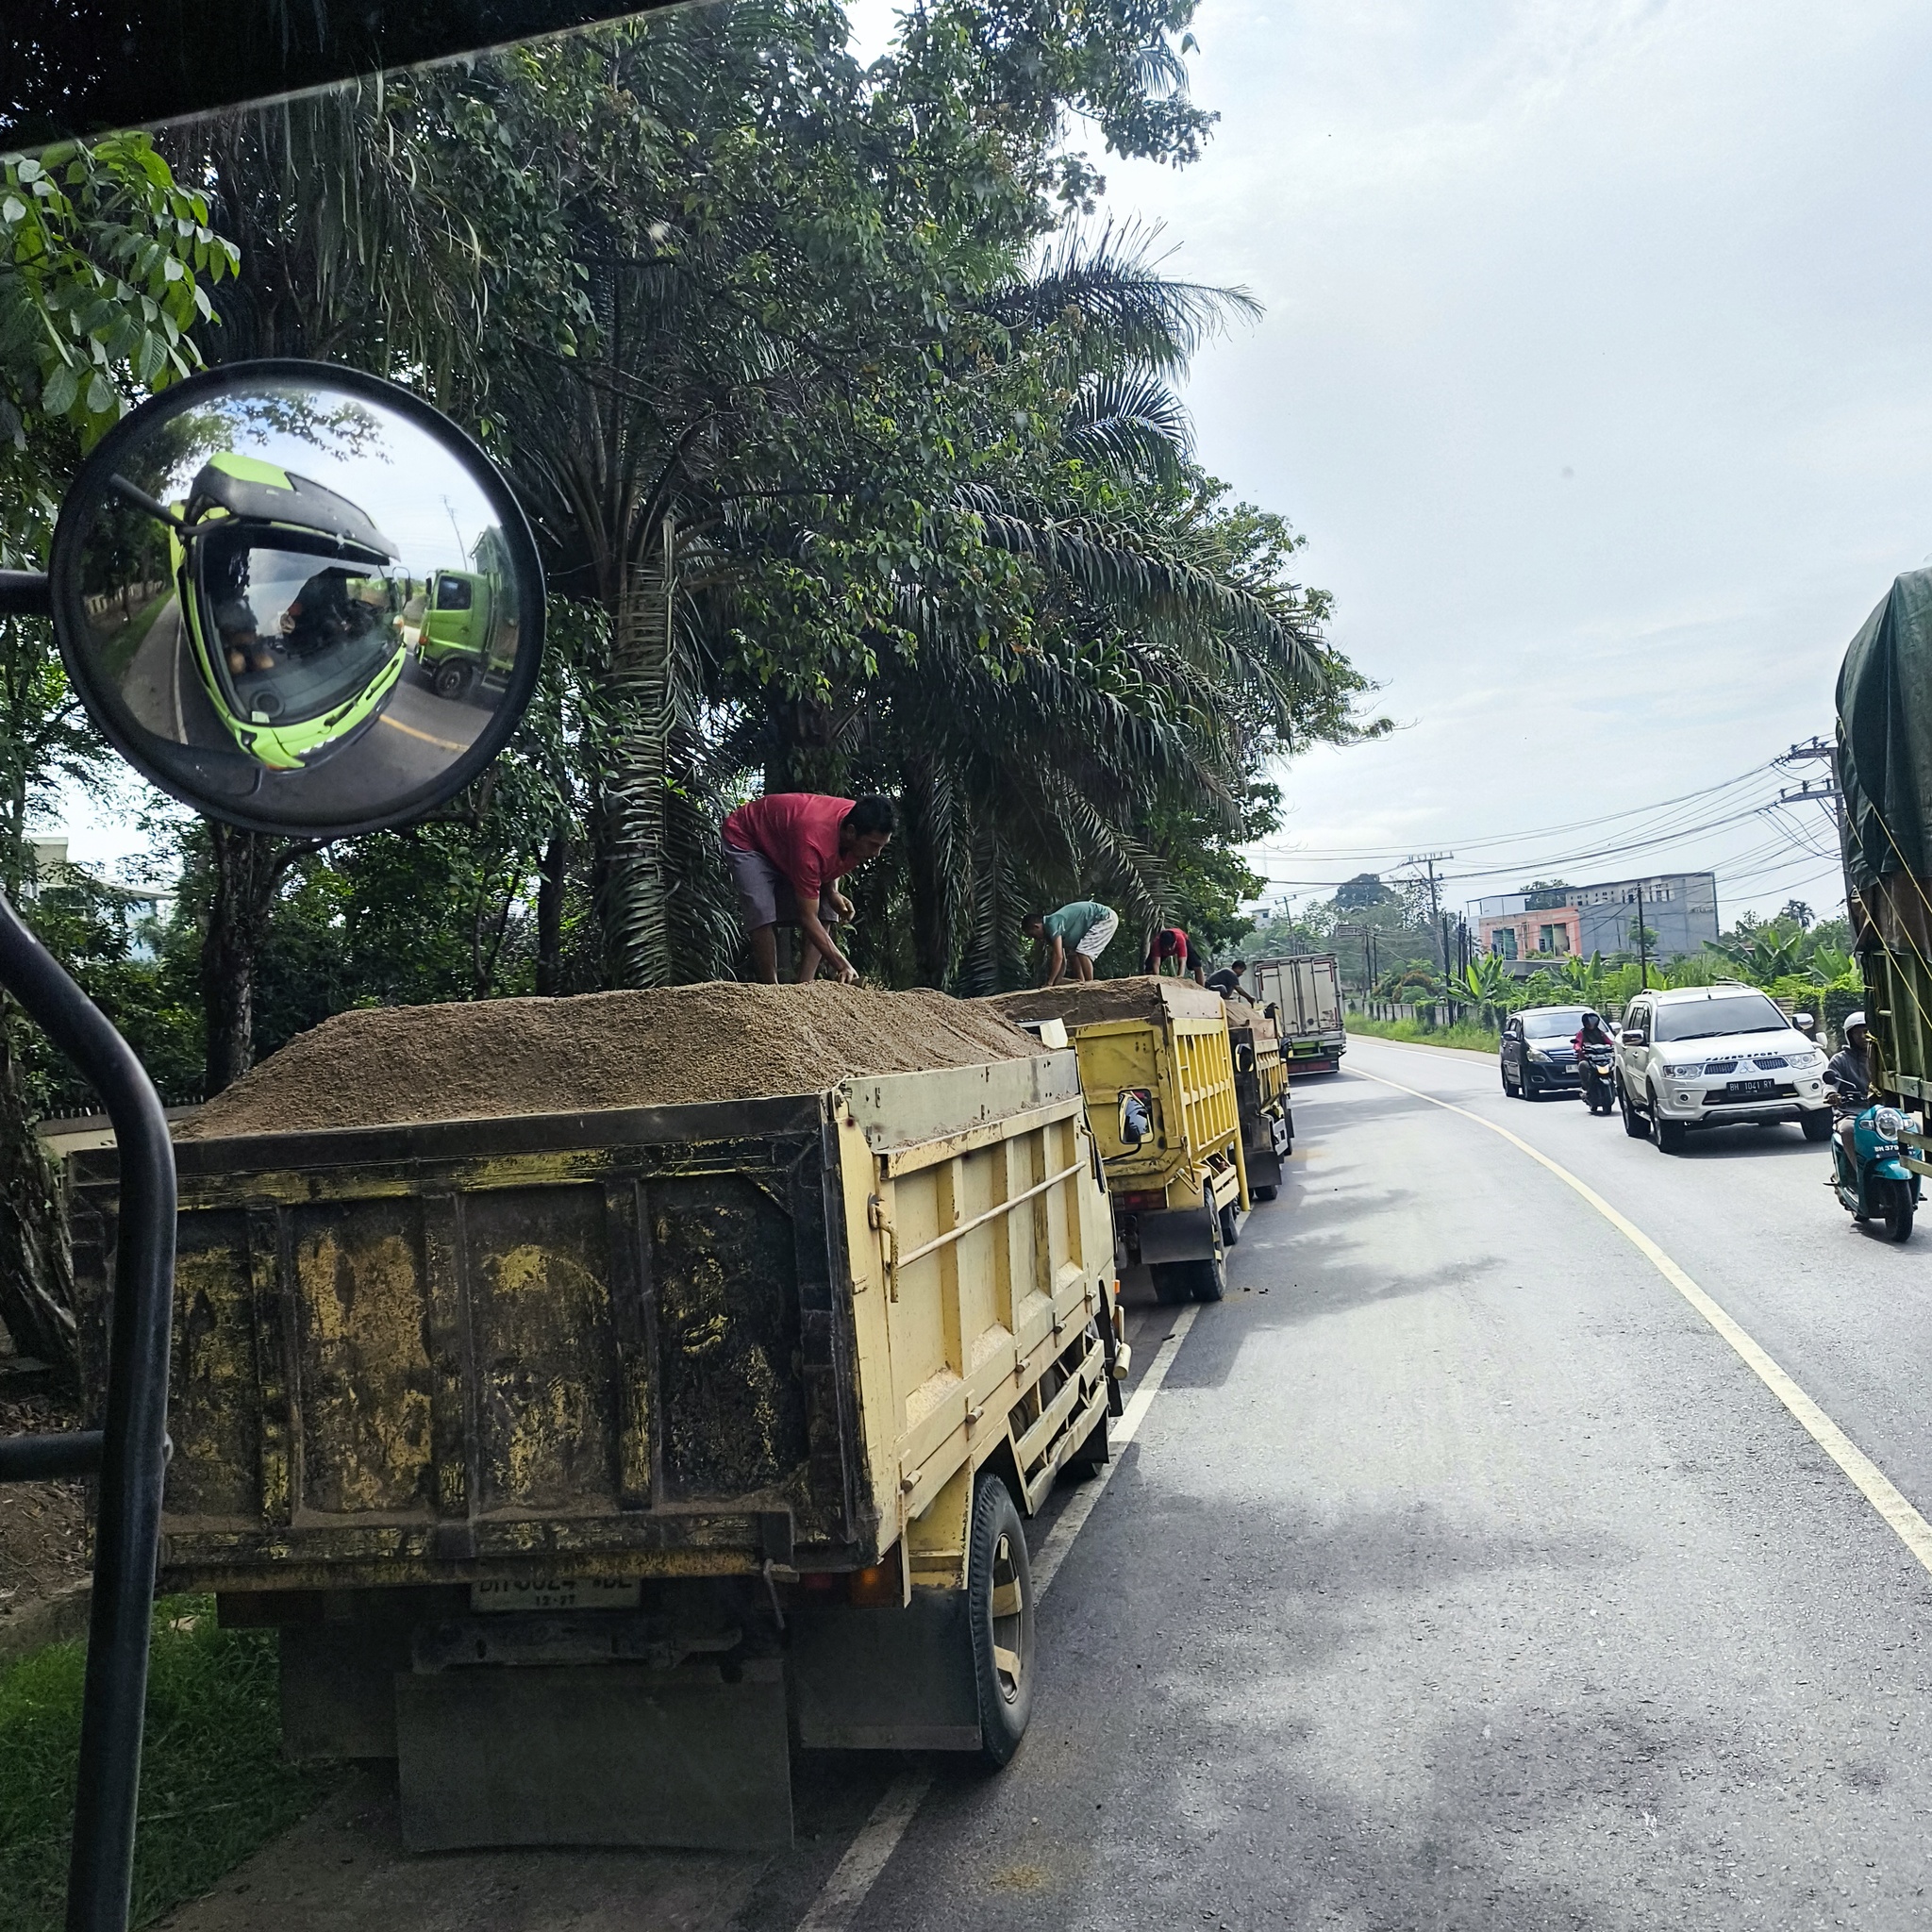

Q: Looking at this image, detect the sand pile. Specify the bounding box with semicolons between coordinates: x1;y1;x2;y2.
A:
181;983;1043;1139
988;975;1226;1030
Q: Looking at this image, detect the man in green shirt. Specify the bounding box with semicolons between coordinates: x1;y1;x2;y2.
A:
1022;901;1119;986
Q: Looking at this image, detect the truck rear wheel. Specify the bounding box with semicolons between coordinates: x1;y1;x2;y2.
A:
969;1474;1034;1767
1191;1186;1227;1302
433;659;472;700
1151;1264;1192;1303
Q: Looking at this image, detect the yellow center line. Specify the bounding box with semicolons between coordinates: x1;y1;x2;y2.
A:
1354;1062;1932;1583
378;711;471;754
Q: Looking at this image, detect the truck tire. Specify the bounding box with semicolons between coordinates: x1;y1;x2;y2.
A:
1064;1408;1109;1477
1252;1182;1278;1203
1219;1202;1241;1248
1192;1184;1227;1302
433;659;472;700
1801;1108;1833;1142
1151;1265;1192;1304
969;1474;1034;1767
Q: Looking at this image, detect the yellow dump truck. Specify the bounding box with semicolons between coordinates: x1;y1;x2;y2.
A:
71;990;1121;1854
990;977;1248;1304
1227;996;1291;1200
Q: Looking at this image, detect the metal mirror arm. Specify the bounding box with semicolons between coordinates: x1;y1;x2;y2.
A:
0;824;176;1932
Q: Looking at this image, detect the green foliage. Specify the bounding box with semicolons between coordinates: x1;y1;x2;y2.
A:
1;137;235;459
0;1598;332;1931
1347;1011;1500;1054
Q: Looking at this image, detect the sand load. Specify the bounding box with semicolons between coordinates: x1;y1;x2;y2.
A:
986;974;1225;1030
181;981;1043;1138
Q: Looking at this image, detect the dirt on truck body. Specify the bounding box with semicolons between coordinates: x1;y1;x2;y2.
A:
75;983;1120;1854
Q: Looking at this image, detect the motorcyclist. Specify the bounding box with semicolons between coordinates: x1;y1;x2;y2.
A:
1826;1011;1872;1160
1572;1010;1614;1054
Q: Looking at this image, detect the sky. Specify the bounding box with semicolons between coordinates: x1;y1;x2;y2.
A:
855;0;1932;929
62;0;1932;931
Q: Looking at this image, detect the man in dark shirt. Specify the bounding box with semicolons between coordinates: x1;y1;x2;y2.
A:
1205;959;1247;997
1827;1011;1872;1160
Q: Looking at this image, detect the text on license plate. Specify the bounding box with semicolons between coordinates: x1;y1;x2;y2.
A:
471;1576;642;1612
1724;1080;1776;1097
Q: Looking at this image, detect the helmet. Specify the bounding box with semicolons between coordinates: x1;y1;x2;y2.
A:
1846;1009;1868;1033
1581;1009;1600;1025
172;453;405;770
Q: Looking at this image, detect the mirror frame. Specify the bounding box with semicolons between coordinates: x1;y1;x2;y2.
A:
48;358;545;841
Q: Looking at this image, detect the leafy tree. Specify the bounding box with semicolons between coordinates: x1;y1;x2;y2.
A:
0;137;233;1377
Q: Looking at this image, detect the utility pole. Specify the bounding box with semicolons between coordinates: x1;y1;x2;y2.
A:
1633;881;1650;991
1777;735;1845;849
1407;853;1454;980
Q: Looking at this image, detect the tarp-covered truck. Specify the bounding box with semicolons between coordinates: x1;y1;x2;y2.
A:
1839;571;1932;1155
73;986;1122;1854
989;978;1248;1305
1247;954;1345;1076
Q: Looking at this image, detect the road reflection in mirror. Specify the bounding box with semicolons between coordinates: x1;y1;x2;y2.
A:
55;366;539;836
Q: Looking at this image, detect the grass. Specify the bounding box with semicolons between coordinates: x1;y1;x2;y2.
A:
1349;1013;1501;1056
95;589;174;688
0;1596;335;1931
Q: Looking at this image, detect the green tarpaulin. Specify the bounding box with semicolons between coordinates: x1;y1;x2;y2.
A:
1837;569;1932;894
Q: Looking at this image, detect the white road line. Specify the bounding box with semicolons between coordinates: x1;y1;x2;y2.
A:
793;1769;935;1932
790;1303;1202;1930
1032;1303;1200;1593
1355;1063;1932;1582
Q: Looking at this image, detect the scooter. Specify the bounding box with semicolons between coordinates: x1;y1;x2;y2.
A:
1825;1082;1920;1242
1577;1041;1618;1115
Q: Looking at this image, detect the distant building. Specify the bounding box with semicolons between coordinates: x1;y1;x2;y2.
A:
1474;872;1719;966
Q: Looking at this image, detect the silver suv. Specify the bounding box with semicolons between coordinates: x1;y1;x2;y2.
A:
1616;984;1831;1152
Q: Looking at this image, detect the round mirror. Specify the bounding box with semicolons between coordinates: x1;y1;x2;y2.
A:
48;360;543;838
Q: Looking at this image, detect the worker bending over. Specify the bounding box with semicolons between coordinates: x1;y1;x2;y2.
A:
1023;901;1119;985
1146;924;1204;983
723;792;893;984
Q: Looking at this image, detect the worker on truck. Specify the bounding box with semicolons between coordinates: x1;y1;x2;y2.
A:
1145;924;1204;983
723;791;894;984
1205;958;1247;997
1023;900;1119;985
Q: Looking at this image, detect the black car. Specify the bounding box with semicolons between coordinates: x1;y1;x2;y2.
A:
1500;1005;1593;1099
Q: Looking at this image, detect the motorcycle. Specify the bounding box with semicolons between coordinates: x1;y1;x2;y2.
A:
1577;1041;1618;1115
1825;1082;1920;1242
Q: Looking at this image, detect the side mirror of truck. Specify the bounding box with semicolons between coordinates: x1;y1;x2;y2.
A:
42;358;545;839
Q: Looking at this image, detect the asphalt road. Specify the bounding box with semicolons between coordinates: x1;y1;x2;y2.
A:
164;1034;1932;1930
118;597;487;819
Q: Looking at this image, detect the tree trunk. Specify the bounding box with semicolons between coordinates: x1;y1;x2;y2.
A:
535;828;571;996
201;824;296;1097
0;997;78;1382
595;523;675;990
899;756;952;990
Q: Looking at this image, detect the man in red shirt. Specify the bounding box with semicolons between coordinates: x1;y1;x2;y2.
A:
1144;924;1204;984
722;792;894;983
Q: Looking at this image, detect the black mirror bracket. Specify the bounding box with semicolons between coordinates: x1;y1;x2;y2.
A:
0;570;53;617
0;891;176;1932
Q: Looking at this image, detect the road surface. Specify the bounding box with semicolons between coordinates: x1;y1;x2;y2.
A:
162;1033;1932;1930
117;596;488;820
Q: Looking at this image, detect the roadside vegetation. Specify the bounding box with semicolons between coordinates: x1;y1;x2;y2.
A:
1345;1012;1499;1054
0;1597;331;1931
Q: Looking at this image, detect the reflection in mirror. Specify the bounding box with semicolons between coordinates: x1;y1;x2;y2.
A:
54;365;540;836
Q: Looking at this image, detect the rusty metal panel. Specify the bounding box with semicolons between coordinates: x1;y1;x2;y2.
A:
461;1183;624;1518
165;1208;262;1525
648;1164;810;1502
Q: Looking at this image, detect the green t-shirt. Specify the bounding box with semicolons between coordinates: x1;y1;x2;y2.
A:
1041;901;1112;949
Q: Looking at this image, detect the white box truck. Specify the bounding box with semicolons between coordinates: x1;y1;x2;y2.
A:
1247;954;1346;1075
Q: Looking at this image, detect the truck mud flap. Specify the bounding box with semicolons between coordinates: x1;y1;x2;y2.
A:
394;1660;791;1851
789;1588;980;1751
1136;1201;1217;1266
1244;1146;1283;1197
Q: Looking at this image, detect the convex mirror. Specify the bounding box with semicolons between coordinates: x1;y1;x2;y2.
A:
50;360;543;838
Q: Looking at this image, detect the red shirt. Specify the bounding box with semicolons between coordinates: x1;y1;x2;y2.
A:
1152;926;1190;960
723;793;857;904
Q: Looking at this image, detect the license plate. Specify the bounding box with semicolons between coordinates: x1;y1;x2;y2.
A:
1724;1080;1776;1098
470;1576;641;1613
